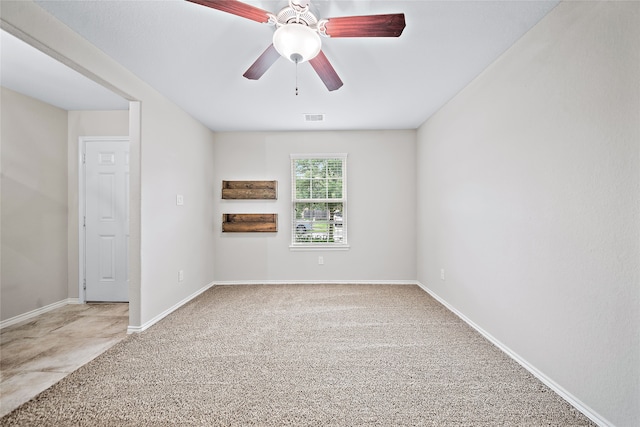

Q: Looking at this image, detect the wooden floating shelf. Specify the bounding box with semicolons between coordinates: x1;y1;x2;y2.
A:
222;214;277;233
222;180;277;200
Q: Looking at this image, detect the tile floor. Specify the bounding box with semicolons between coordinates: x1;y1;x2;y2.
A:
0;303;128;417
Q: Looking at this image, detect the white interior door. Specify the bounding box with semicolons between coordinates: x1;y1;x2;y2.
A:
84;138;129;302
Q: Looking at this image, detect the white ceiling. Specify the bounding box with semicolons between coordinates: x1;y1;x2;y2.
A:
2;0;560;132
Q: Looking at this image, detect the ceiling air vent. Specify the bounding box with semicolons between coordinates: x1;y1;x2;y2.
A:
304;113;325;122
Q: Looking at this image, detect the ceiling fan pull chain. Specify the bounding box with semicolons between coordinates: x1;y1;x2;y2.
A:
291;53;303;96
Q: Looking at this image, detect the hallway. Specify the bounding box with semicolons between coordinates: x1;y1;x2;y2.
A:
0;303;128;417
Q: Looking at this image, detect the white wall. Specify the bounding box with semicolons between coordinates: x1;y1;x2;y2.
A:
1;1;216;328
139;99;216;325
213;130;416;283
1;87;68;321
416;2;639;426
67;110;129;299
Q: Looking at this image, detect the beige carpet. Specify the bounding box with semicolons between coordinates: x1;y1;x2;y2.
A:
1;284;594;426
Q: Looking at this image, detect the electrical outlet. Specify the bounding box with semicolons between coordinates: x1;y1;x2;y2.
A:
318;256;324;265
178;270;184;282
440;268;445;281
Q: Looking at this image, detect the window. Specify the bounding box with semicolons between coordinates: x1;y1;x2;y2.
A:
291;154;347;248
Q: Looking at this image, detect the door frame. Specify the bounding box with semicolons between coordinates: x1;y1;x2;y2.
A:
78;136;130;303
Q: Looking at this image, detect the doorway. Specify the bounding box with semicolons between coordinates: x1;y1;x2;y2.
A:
79;137;130;302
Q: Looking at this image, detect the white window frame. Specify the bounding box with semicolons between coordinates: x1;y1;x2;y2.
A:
290;153;349;250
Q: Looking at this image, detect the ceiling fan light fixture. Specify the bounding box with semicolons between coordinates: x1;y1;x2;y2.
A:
273;24;321;63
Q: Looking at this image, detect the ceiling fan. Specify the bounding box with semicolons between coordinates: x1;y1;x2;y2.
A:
187;0;406;91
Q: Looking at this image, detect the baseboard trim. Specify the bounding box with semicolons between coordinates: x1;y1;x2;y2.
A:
1;298;80;330
127;281;215;334
415;282;611;427
212;280;417;286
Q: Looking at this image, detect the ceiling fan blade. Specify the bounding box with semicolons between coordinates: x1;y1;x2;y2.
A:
243;44;280;80
309;51;343;91
322;13;406;37
186;0;272;23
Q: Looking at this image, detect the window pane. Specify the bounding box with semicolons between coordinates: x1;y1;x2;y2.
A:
327;179;342;199
327;159;342;177
296;179;311;199
295;203;310;221
311;179;327;199
328;202;343;219
311;159;326;178
327;201;344;243
293;201;343;243
295;160;311;178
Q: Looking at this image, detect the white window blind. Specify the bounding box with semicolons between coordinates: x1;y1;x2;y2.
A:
291;154;347;247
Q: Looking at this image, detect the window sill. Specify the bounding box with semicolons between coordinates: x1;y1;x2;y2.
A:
289;244;350;251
